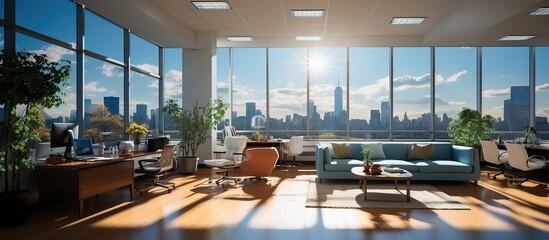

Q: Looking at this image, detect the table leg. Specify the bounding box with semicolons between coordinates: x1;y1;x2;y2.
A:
79;199;84;217
129;184;134;201
394;180;398;190
359;178;364;188
406;179;410;202
364;179;368;200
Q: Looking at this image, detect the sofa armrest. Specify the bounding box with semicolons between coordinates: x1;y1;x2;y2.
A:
316;144;331;167
452;145;480;173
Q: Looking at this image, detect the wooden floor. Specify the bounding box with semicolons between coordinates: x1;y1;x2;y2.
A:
1;165;549;240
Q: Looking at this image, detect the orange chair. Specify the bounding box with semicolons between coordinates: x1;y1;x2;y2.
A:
240;147;279;182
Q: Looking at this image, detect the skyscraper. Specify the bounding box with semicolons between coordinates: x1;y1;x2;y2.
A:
135;104;148;124
334;81;343;117
381;101;390;128
246;102;256;120
503;86;529;131
104;96;119;115
370;110;380;129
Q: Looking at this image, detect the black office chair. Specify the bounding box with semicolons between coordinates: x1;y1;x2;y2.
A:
136;144;176;193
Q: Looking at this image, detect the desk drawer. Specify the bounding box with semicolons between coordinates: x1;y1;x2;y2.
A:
79;161;133;198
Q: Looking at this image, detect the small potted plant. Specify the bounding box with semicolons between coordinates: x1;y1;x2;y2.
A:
126;122;148;151
252;130;261;141
361;146;374;172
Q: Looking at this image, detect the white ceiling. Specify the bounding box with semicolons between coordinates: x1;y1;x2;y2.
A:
78;0;549;49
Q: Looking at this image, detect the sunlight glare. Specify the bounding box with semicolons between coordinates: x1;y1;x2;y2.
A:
309;55;326;72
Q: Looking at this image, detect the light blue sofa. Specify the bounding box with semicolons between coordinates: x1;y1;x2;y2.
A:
315;142;480;184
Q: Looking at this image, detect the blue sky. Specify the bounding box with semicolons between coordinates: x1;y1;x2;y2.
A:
11;0;182;120
5;0;549;127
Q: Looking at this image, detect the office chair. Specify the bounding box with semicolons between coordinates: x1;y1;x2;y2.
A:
203;136;247;185
240;147;279;182
280;136;304;167
504;143;546;186
136;144;176;193
224;126;237;137
480;140;509;179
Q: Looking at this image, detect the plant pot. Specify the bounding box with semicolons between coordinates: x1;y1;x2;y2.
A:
363;164;370;173
370;164;382;175
177;156;199;174
0;190;29;227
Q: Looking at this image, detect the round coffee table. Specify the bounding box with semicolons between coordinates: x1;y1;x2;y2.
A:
351;166;413;201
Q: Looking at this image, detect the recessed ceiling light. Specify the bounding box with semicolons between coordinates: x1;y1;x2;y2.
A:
292;9;325;18
498;35;535;41
296;36;322;41
529;7;549;16
192;1;231;10
226;36;253;42
390;17;426;25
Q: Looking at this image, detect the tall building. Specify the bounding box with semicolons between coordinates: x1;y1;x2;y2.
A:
85;99;93;114
245;102;256;121
503;86;529;131
334;81;343;117
104;96;119;115
381;101;390;128
135;104;148;124
370;110;380;129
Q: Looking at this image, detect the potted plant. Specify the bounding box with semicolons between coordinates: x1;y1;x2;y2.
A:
163;98;229;173
447;107;496;148
126;122;148;151
252;130;261;141
361;146;374;172
0;48;70;226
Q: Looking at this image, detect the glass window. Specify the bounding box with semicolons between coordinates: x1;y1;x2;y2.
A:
16;0;76;44
84;56;124;143
16;33;76;141
0;0;4;19
268;48;307;138
1;26;3;50
349;47;390;139
231;48;266;137
393;47;431;139
130;33;159;75
130;72;159;131
434;47;477;139
309;47;347;139
85;10;123;61
535;47;549;140
216;48;230;140
482;47;530;137
163;48;182;135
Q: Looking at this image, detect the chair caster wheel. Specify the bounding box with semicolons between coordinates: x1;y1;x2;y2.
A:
167;189;172;193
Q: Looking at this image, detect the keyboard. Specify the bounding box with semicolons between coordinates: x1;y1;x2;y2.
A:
75;156;114;161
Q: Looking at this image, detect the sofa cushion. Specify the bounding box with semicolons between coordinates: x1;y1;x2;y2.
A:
361;143;386;160
412;160;473;173
429;143;453;160
371;159;420;172
382;143;409;160
332;143;353;158
325;159;363;171
409;143;432;160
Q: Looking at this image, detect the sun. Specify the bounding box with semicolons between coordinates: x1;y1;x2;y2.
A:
309;55;326;72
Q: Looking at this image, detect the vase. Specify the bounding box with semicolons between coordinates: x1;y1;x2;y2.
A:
134;144;140;152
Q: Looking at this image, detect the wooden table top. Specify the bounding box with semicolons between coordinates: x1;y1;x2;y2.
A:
351;166;413;180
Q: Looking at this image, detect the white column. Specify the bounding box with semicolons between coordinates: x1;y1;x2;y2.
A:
182;32;217;162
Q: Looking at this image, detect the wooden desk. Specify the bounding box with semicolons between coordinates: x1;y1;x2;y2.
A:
497;143;549;159
246;140;287;148
37;152;159;217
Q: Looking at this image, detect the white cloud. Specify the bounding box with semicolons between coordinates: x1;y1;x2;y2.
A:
536;106;549;117
482;88;510;98
32;44;75;62
536;83;549;91
101;63;123;77
393;73;431;91
85;81;108;93
164;70;182;100
446;70;468;83
133;63;159;75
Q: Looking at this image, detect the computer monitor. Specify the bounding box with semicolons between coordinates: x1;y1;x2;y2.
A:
73;138;94;157
50;123;79;160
